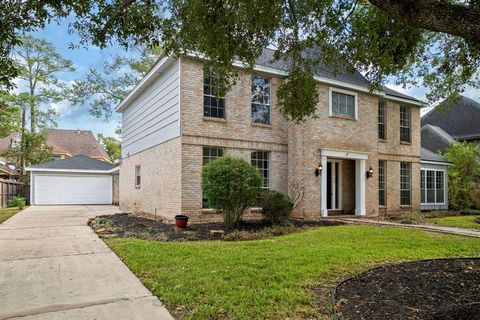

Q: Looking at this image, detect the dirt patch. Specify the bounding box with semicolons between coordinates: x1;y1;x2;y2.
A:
334;258;480;320
88;213;344;241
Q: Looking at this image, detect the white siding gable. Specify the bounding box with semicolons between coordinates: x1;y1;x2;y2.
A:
121;60;180;157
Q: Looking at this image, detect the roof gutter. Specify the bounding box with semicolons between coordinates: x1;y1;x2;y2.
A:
25;167;119;174
115;52;423;113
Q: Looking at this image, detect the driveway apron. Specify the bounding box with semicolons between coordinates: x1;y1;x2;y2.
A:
0;205;173;320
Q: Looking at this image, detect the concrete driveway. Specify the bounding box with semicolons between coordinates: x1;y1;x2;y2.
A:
0;206;173;320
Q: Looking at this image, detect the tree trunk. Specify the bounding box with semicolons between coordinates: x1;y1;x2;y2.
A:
20;108;26;178
369;0;480;43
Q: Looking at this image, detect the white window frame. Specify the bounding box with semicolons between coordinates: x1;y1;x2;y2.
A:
251;75;271;125
135;165;141;189
421;168;446;205
329;87;358;120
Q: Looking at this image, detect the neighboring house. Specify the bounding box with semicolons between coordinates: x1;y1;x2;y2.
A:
0;129;111;163
421;96;480;145
26;154;119;205
116;49;425;221
0;160;18;180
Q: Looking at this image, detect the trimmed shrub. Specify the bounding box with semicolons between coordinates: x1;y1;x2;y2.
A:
261;190;294;225
8;196;26;209
202;157;262;230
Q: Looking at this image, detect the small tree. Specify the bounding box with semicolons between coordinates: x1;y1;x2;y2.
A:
444;142;480;210
202;157;262;230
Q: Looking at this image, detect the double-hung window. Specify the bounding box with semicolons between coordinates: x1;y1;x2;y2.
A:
400;106;411;142
421;169;445;204
330;88;357;119
251;75;271;124
135;165;141;189
251;151;270;206
203;70;226;118
202;147;224;208
378;160;386;206
378;101;386;140
400;162;411;205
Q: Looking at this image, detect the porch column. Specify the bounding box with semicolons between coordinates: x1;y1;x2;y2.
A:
355;159;366;216
320;155;328;217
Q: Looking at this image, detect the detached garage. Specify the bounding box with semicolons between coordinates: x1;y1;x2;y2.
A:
26;155;118;205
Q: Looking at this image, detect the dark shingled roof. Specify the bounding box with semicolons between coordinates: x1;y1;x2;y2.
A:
421;148;449;163
421;96;480;141
254;48;420;103
421;124;454;155
28;154;116;171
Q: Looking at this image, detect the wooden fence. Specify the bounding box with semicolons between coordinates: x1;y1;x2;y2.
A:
0;179;28;208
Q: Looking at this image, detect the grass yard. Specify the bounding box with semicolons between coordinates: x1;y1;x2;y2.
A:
106;225;480;320
429;215;480;230
0;207;22;223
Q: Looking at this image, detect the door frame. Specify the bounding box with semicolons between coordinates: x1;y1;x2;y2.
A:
327;159;342;210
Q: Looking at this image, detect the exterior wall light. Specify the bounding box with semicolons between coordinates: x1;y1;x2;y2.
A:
366;166;374;178
315;163;323;177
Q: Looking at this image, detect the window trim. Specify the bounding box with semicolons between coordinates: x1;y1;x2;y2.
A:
378;160;386;206
251;74;271;125
329;87;358;120
420;168;446;205
400;105;411;143
203;70;226;119
400;162;411;206
135;165;141;189
378;100;387;140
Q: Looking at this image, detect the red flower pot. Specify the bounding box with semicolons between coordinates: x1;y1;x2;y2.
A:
175;215;189;228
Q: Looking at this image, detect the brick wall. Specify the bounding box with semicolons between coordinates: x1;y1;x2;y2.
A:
119;137;182;219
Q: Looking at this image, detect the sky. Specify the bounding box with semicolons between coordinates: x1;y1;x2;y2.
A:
27;20;479;140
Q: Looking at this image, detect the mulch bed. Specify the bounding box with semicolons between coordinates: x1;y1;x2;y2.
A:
88;213;344;241
333;258;480;320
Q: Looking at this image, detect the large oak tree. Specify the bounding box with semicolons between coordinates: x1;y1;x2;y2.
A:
1;0;479;122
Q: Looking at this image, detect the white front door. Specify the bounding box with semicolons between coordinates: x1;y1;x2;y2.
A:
327;160;342;210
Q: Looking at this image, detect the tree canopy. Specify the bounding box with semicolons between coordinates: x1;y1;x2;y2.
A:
1;0;479;122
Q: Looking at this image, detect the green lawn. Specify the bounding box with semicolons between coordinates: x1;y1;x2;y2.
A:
429;215;480;230
106;225;480;320
0;207;22;223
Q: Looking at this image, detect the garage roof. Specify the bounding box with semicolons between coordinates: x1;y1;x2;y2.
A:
26;154;117;172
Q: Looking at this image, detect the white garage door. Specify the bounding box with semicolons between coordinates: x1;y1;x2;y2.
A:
34;174;113;205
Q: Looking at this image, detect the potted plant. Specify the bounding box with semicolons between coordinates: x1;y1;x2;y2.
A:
174;215;189;228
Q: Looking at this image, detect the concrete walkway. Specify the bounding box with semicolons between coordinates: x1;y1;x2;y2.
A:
0;206;174;320
337;217;480;238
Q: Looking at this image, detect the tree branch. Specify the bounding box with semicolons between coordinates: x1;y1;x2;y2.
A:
97;0;137;42
369;0;480;42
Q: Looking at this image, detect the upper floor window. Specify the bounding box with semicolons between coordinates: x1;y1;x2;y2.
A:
251;75;271;125
421;169;445;204
329;88;357;119
378;100;386;140
202;147;224;208
400;106;411;142
378;160;386;206
203;70;225;119
400;162;411;205
135;165;141;189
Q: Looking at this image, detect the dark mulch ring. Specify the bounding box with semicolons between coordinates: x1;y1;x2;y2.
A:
334;258;480;320
88;213;344;241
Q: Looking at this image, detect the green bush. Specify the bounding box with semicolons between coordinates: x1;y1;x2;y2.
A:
261;190;294;225
444;142;480;210
202;157;262;230
8;196;26;209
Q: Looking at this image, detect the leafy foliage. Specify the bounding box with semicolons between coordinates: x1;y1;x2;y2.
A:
2;131;53;171
98;134;121;161
444;142;480;210
0;95;21;138
1;1;480;122
202;157;262;230
261;190;294;225
8;196;26;210
68;46;161;120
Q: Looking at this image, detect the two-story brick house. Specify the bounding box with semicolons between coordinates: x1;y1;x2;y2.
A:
117;49;423;221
